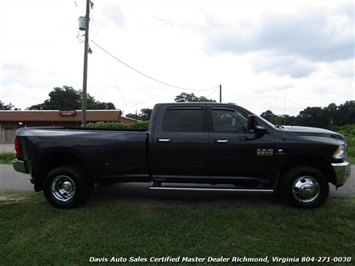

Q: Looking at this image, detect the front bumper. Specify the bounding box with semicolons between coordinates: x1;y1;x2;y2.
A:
332;161;351;187
12;159;29;174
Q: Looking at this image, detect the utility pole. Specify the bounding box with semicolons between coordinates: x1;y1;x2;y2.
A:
219;84;222;103
81;0;92;127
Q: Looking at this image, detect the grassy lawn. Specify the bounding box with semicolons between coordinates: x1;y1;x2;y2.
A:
0;152;16;164
338;125;355;164
0;190;354;266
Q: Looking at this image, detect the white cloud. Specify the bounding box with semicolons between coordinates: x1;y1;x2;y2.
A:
250;53;317;78
0;0;353;117
205;2;353;62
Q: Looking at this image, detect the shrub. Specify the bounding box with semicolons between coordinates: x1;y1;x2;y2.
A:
337;124;355;164
126;121;149;130
86;121;149;130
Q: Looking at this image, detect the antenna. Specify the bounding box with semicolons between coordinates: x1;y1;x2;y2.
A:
283;91;287;125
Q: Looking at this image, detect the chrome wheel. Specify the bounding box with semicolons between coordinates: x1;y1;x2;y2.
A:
44;165;90;208
51;175;76;202
292;176;320;203
282;166;329;208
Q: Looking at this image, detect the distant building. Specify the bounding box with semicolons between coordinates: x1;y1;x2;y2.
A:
0;110;134;142
121;116;138;124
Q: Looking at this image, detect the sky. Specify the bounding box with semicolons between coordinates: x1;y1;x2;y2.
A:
0;0;354;117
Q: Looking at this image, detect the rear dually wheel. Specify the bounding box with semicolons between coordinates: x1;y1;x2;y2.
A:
43;165;90;208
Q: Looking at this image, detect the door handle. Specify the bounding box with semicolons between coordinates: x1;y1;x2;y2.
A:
157;138;171;143
214;139;229;143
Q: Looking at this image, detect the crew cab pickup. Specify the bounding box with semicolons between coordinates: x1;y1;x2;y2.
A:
12;102;351;208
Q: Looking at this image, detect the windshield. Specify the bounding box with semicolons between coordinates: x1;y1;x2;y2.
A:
257;115;276;128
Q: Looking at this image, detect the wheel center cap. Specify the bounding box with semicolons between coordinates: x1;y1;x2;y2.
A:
300;184;316;197
62;181;73;192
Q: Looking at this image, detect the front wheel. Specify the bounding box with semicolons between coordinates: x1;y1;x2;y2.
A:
281;166;329;208
43;165;90;208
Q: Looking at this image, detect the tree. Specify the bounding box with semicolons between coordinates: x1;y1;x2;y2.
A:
174;92;216;102
260;110;292;125
87;95;116;110
140;108;152;121
126;108;152;121
28;86;116;110
337;101;355;126
260;101;355;129
294;107;330;128
323;103;338;127
0;101;14;110
260;110;276;122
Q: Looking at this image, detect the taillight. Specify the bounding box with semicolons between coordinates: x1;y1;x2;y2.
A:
15;137;22;156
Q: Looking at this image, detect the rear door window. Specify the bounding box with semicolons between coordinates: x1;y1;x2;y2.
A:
163;108;203;132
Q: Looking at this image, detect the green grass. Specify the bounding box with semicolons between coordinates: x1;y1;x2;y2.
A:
0;190;354;266
337;124;355;164
0;152;16;164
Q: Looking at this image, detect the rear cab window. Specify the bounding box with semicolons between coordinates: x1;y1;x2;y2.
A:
163;107;204;132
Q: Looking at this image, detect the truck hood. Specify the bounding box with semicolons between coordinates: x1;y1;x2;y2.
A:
279;126;346;142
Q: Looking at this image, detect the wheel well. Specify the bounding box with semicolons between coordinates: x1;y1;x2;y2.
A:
34;152;91;192
276;155;335;190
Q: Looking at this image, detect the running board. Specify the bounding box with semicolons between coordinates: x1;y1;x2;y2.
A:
149;186;274;193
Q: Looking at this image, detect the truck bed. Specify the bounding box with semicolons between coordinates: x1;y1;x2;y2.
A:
17;127;150;182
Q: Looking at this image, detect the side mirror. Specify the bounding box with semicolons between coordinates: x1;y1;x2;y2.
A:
247;115;256;133
247;115;266;135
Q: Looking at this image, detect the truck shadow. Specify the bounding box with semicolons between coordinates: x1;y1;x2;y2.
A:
88;183;281;207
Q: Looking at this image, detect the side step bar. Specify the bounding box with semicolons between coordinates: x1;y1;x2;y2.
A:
149;186;274;193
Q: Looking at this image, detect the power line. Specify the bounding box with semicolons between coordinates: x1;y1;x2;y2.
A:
91;40;219;92
206;87;219;98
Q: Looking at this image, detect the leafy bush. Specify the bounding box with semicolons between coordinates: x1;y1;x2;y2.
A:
86;121;149;130
86;122;127;129
126;121;150;130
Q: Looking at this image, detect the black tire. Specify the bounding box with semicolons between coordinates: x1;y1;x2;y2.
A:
281;166;329;209
43;165;90;208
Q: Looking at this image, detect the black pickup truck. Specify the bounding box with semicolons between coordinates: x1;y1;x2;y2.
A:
13;102;351;208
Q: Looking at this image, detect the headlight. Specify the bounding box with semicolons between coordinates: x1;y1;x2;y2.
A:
333;145;346;160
